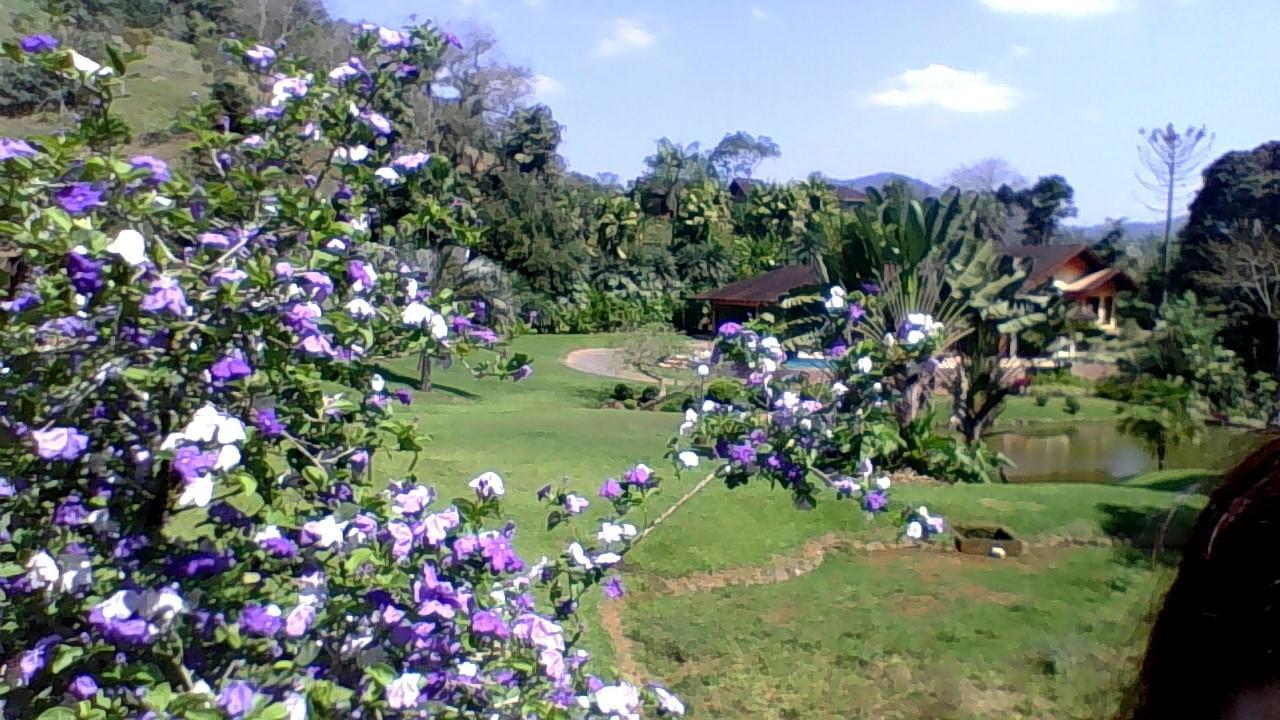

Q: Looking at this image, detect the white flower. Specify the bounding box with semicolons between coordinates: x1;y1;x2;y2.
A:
214;444;241;472
567;542;593;569
832;382;849;396
654;686;685;716
371;374;386;393
304;516;349;548
25;551;59;590
401;302;434;327
905;329;926;345
761;357;778;374
428;313;448;340
701;400;718;413
254;525;283;543
406;279;420;299
595;684;641;720
69;51;112;76
374;167;401;184
457;661;478;678
677;450;699;468
106;229;148;266
386;672;424;710
597;522;626;544
145;587;186;625
178;475;214;508
872;382;883;394
906;521;924;540
856;356;873;374
779;391;800;410
336;145;370;163
345;298;376;320
595;552;622;566
695;363;710;377
284;693;308;720
97;590;138;620
87;508;118;534
468;471;505;498
761;337;781;353
684;409;698;423
875;475;892;491
824;287;846;312
856;458;874;477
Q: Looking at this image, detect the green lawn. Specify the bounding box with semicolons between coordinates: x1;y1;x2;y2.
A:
357;334;1197;717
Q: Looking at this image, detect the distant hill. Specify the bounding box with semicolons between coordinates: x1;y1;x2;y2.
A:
824;172;940;198
1063;216;1188;244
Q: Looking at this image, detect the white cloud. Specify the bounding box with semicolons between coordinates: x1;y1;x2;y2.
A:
532;73;564;98
750;5;771;21
866;64;1019;113
978;0;1124;17
1010;43;1031;57
594;18;655;57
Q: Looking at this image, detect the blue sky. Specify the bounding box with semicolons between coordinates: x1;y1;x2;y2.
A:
325;0;1280;224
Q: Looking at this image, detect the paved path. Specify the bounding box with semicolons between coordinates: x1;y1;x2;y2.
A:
561;348;657;384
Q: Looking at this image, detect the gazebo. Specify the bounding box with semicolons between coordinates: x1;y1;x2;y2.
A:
691;264;823;331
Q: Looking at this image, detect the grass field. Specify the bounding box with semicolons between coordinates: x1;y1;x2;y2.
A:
363;334;1204;719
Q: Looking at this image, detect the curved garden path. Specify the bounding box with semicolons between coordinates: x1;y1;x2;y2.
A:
561;348;653;383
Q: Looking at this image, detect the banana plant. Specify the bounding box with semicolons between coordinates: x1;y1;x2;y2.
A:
590;194;641;260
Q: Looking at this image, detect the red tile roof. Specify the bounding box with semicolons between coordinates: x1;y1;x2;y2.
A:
691;264;823;305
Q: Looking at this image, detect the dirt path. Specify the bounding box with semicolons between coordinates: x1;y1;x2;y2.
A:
597;598;643;681
561;348;654;383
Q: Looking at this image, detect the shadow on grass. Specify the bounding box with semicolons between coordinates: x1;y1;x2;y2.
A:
1097;502;1202;566
376;367;485;401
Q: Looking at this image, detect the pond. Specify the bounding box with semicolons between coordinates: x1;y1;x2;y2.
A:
988;422;1273;484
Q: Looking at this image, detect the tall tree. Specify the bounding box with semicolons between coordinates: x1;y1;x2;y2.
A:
1137;123;1214;306
636;139;709;217
707;131;780;180
995;174;1076;246
1195;220;1280;379
940;157;1026;192
501;104;562;176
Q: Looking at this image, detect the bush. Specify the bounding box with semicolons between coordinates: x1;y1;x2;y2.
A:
623;398;638;410
705;378;743;404
657;392;693;412
1095;374;1135;402
612;382;636;401
1064;396;1082;415
639;386;659;403
1034;392;1049;407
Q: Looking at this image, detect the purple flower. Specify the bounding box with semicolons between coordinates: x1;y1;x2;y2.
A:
245;44;276;69
55;183;103;214
441;31;463;49
387;521;415;560
219;681;256;718
32;427;89;461
391;152;431;171
394;389;413;405
347;260;376;290
861;282;881;295
598;478;623;500
68;674;98;700
512;365;533;382
285;604;315;637
140;276;189;316
623;464;653;487
361;111;393;136
479;533;524;574
717;321;742;337
210;350;253;384
168;550;233;579
351;449;370;472
252;407;285;438
240;605;283;637
0;138;37;161
1;290;39;312
172;446;217;481
129;155;169;184
198;231;230;248
603;576;625;599
54;495;89;526
20;34;59;53
18;638;57;685
377;27;411;49
863;490;888;513
848;303;865;322
728;443;756;466
66;252;105;295
297;271;334;301
210;268;248;285
471;610;509;638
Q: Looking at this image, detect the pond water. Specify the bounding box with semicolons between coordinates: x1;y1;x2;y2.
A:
988;423;1272;484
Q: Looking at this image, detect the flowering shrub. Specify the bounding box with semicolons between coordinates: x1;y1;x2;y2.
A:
0;27;674;719
670;293;947;519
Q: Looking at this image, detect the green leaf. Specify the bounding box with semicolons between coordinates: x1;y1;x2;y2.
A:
46;208;73;232
250;703;290;720
364;662;395;688
50;644;83;674
36;709;76;720
145;683;173;711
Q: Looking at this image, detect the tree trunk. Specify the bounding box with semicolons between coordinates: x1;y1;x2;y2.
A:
418;350;432;392
1157;442;1167;471
1272;318;1280;427
1160;161;1175;309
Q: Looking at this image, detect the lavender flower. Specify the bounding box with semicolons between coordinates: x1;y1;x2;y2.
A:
602;576;625;599
129;155;170;184
68;674;98;700
0;138;37;161
218;681;256;717
140;276;190;316
244;45;276;69
31;427;89;461
598;478;623;500
19;34;59;53
55;183;103;214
